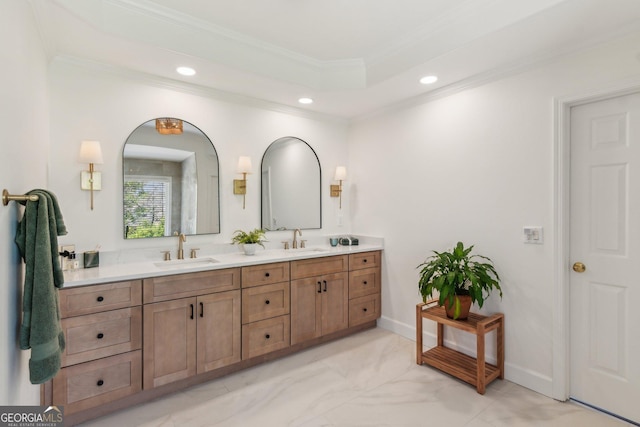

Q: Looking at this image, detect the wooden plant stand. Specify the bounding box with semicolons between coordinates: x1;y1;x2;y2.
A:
416;301;504;394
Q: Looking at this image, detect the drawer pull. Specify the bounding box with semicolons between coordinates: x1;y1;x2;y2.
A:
97;296;104;302
363;308;368;312
190;304;194;320
265;272;270;277
363;259;368;263
200;302;204;318
265;334;270;339
363;281;368;285
265;299;270;305
317;281;322;293
97;380;104;387
323;280;327;292
97;333;104;339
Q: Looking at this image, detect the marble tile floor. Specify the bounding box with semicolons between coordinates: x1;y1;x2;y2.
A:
81;328;632;427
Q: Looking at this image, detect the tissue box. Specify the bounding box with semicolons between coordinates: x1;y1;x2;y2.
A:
83;251;100;268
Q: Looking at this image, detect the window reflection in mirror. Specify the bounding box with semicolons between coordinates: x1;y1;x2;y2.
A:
261;137;321;230
123;118;220;239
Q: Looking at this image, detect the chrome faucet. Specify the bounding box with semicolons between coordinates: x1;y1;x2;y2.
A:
174;232;187;259
292;228;302;249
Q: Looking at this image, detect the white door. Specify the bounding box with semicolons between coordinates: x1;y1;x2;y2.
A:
570;91;640;424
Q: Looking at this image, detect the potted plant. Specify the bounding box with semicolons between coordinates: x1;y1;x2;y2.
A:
417;241;501;319
231;228;267;255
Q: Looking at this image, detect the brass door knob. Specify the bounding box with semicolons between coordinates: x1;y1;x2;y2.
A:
572;262;586;273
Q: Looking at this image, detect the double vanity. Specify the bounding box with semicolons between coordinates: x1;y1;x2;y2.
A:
46;243;382;425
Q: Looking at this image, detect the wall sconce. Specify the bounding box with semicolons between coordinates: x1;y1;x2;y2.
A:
330;166;347;209
79;140;104;210
234;156;252;209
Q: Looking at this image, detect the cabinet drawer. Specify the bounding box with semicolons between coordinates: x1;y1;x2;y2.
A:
349;267;381;299
290;255;348;279
242;315;290;359
242;262;289;288
52;350;142;415
349;251;380;271
59;280;142;317
143;268;240;303
349;294;381;327
61;307;142;367
242;282;290;324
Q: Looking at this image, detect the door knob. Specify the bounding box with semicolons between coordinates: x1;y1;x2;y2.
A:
572;262;586;273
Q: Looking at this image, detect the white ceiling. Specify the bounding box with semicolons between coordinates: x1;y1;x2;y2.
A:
30;0;640;119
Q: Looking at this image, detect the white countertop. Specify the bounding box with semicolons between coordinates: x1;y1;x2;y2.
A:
62;243;383;288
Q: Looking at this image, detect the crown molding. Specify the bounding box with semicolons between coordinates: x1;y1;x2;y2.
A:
53;55;349;125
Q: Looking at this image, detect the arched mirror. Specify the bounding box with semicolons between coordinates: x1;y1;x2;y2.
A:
261;137;321;230
123;118;220;239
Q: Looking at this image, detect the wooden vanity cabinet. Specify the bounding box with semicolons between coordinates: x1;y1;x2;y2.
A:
290;256;349;345
348;251;382;326
53;280;143;415
241;263;291;359
142;268;241;389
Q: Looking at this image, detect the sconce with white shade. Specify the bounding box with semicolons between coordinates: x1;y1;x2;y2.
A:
79;140;104;210
234;156;252;209
330;166;347;209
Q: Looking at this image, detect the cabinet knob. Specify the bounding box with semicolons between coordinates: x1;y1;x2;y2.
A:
97;380;104;387
97;333;104;339
363;308;368;312
265;334;270;339
265;299;270;305
363;281;368;285
265;272;270;277
363;259;368;263
97;296;104;302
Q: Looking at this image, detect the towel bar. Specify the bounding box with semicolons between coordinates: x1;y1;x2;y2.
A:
2;189;39;206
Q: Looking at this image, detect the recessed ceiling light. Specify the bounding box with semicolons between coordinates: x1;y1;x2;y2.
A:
298;97;313;104
420;75;438;85
176;66;196;76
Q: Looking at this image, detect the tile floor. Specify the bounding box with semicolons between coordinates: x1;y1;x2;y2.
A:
81;328;632;427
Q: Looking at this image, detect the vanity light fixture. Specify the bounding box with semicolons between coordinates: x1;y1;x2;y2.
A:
330;166;347;209
234;156;252;209
79;140;104;211
155;118;183;135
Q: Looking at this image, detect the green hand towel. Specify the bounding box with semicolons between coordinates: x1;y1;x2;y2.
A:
15;189;67;384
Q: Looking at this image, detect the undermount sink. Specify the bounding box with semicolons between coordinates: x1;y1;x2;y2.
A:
154;257;219;269
287;247;328;254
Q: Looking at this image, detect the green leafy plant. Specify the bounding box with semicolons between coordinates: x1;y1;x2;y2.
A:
231;228;267;247
417;241;502;318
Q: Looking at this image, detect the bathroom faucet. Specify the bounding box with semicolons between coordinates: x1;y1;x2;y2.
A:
292;228;302;249
175;232;186;259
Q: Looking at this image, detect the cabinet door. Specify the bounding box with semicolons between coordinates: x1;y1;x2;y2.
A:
196;290;241;374
291;277;322;345
143;298;197;389
320;272;349;335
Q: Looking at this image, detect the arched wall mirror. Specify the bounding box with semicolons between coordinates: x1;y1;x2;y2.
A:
261;136;321;230
122;118;220;239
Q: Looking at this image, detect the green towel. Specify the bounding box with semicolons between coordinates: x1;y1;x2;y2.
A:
15;189;67;384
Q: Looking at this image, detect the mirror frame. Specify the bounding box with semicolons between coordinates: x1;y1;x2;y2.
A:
122;118;220;239
261;136;322;231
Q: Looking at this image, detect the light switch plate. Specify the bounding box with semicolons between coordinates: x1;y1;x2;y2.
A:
523;226;543;244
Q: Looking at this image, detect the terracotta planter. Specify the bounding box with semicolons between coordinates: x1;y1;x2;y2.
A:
444;295;472;320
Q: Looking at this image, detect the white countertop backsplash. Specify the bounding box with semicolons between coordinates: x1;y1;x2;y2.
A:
62;235;384;288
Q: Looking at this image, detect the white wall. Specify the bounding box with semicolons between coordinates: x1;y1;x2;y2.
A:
48;59;350;254
349;31;640;396
0;1;50;405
